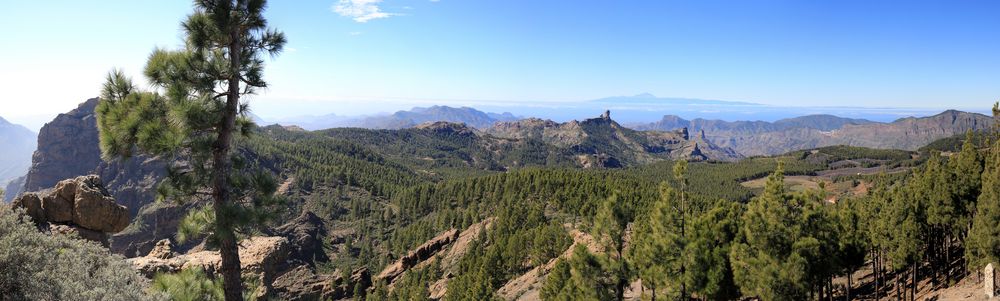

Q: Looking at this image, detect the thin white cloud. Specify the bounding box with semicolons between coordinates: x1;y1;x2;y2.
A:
333;0;397;23
348;31;363;36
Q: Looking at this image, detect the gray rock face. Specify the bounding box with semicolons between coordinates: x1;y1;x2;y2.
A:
23;98;102;194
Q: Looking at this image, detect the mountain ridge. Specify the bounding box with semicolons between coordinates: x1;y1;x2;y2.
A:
635;109;992;156
0;114;37;190
265;105;520;131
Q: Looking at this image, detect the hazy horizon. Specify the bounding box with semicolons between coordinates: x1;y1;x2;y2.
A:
3;0;999;130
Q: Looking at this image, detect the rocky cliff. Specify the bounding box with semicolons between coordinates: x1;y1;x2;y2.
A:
22;99;103;194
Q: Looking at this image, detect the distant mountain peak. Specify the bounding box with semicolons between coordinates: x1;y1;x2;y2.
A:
633;93;656;98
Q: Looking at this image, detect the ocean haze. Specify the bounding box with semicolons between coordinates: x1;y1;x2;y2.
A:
255;93;988;127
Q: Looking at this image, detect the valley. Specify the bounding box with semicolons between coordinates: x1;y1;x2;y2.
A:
4;97;997;300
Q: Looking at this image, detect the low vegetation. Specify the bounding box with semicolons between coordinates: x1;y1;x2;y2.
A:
0;206;163;301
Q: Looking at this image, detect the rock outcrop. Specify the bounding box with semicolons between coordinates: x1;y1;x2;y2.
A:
11;175;129;246
147;239;177;259
22;99;103;194
129;236;290;280
275;211;328;266
271;265;371;301
377;228;460;284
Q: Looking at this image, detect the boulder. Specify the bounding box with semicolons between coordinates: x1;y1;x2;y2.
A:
53;178;79;201
12;193;44;222
72;178;129;232
238;236;291;278
130;256;183;278
148;239;176;260
12;175;130;234
41;194;73;222
16;98;166;256
428;277;450;300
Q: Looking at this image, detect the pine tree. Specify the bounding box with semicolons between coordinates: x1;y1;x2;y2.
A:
966;102;1000;274
862;174;893;299
628;161;693;300
593;194;632;301
96;1;286;300
885;183;924;301
540;245;615;301
834;197;868;300
628;184;675;300
730;163;810;301
795;189;841;300
686;199;741;300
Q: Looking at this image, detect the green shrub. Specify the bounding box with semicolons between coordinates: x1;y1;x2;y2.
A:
151;268;224;301
0;206;165;301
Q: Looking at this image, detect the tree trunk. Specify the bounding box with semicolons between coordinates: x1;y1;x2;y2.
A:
911;263;917;301
847;271;852;301
217;7;245;301
873;249;879;300
894;272;902;301
829;276;834;301
945;235;951;281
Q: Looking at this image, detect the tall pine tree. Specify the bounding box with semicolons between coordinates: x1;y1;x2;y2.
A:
967;102;1000;275
628;161;694;300
730;163;811;301
686;199;741;300
593;194;632;301
96;1;286;300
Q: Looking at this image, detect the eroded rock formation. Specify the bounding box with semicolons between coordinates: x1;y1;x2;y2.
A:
11;175;129;247
377;228;460;284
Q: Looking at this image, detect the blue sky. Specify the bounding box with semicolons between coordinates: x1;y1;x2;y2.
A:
2;0;999;129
